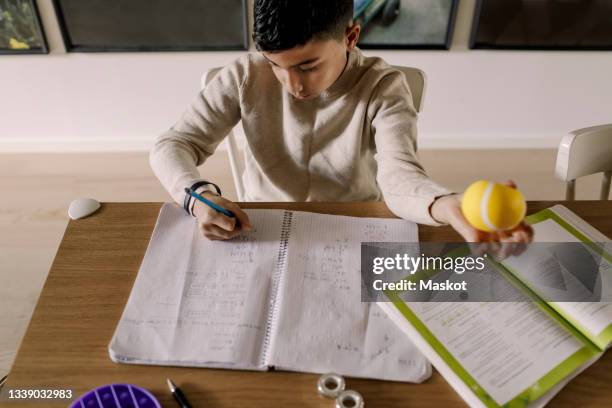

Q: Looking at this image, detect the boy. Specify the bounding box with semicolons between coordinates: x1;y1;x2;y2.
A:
150;0;532;246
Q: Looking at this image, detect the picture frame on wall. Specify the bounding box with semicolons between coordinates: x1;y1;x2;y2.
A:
53;0;249;52
355;0;459;50
471;0;612;50
0;0;48;54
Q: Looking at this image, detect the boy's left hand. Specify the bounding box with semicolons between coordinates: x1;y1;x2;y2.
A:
430;181;534;258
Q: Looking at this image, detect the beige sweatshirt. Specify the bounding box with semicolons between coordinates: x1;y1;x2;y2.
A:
150;48;453;226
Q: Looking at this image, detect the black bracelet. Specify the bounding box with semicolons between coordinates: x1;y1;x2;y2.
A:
183;181;222;216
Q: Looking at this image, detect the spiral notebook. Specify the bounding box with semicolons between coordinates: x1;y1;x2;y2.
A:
108;203;430;382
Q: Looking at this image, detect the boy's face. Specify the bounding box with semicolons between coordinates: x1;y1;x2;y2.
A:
262;24;360;100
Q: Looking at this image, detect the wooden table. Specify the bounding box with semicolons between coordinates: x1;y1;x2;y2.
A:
2;201;611;408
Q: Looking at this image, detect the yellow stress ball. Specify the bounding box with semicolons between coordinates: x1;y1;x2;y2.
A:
461;180;526;232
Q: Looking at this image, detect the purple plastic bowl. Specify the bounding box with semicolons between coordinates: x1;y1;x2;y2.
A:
69;384;161;408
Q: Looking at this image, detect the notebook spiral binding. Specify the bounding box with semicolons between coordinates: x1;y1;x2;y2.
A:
260;210;293;367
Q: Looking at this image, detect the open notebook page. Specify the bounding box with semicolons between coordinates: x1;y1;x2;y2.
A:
268;211;431;382
109;204;283;369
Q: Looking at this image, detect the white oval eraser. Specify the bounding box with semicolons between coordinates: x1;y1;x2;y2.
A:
68;198;101;220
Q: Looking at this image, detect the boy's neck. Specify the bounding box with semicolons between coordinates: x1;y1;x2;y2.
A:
320;48;358;99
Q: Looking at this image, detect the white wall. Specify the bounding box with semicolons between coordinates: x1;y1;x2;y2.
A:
0;0;611;151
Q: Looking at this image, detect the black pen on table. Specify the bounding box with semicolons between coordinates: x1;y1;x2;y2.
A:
167;378;193;408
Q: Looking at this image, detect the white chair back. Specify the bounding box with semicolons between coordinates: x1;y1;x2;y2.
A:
555;124;612;200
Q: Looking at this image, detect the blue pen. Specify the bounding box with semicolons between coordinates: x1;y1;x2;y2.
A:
185;188;236;218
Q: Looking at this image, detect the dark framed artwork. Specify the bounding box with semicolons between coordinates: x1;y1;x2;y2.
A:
0;0;48;54
471;0;612;50
53;0;249;52
355;0;459;49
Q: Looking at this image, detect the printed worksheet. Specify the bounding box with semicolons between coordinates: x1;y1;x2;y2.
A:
502;213;612;348
407;302;588;406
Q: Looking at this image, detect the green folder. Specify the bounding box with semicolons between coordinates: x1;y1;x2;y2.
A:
380;205;612;408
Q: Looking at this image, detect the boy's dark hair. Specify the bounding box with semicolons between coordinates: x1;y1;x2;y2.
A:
253;0;354;52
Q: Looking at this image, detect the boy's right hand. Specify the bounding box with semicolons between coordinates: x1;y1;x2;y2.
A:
192;192;252;240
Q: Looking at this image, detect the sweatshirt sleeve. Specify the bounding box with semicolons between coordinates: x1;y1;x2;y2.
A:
369;71;455;226
149;56;248;205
